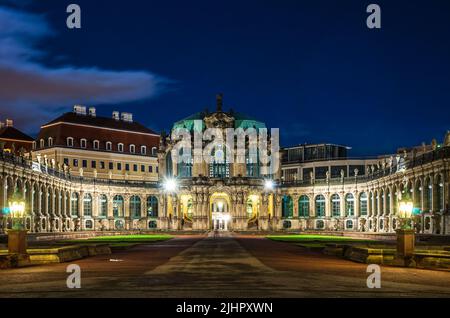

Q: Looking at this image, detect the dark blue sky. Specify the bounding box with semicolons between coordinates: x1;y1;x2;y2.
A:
1;0;450;156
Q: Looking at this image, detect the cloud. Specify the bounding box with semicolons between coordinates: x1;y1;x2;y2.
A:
0;5;168;132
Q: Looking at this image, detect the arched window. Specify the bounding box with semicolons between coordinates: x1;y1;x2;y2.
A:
67;137;74;147
177;148;193;177
71;192;79;217
331;194;340;217
141;146;147;155
83;193;92;216
118;143;124;152
80;139;87;149
436;175;444;212
374;191;379;215
113;195;124;217
414;180;422;210
48;137;53;147
130;144;135;154
93;140;100;150
106;142;112;151
359;192;368;216
130;195;141;218
380;190;384;214
209;145;230;178
315;195;325;217
99;194;107;217
147;196;158;217
40;139;45;148
424;178;432;212
152;147;157;156
298;195;310;217
345;193;354;216
281;195;293;218
386;189;391;215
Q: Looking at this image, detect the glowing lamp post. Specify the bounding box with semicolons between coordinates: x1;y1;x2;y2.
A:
395;198;415;266
7;191;28;255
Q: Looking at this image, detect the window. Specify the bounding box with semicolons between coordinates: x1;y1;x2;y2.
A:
141;146;147;155
359;192;368;216
149;166;153;173
40;139;45;148
346;220;354;229
73;159;78;167
152;147;157;156
141;165;145;172
148;220;157;228
315;195;325;217
298;195;310;217
48;137;53;147
82;160;87;168
147;196;158;217
106;142;112;151
130;144;135;153
281;195;293;218
93;140;99;150
67;137;74;147
100;161;105;169
133;164;138;172
109;162;113;170
156;167;159;173
83;194;92;216
117;163;122;170
118;143;124;152
125;163;130;171
71;192;79;216
99;194;107;217
91;161;96;169
85;220;93;229
331;194;340;217
345;193;355;216
130;195;141;219
32;141;36;150
113;195;124;217
80;139;87;149
63;158;69;166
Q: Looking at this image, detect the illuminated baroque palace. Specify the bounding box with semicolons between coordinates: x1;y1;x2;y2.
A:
0;95;449;235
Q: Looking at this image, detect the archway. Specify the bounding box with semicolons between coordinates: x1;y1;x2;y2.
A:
210;192;231;231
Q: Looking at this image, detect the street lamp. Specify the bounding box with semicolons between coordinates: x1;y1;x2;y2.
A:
163;178;178;193
7;190;28;255
395;197;415;266
264;179;275;191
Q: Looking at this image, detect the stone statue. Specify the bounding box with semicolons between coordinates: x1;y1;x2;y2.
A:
444;131;450;147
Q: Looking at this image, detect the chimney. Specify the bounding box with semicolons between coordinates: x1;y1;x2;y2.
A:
89;107;96;117
121;112;133;123
216;93;223;112
112;111;120;121
73;105;87;115
5;119;13;127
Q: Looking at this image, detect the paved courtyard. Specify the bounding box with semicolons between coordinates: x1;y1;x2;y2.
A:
0;233;449;298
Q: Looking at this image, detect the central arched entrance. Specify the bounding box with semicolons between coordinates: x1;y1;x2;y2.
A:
210;192;231;231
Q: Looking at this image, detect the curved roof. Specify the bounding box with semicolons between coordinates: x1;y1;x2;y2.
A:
172;110;266;132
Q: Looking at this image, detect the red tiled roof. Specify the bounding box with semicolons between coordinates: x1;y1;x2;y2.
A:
0;126;34;142
42;112;158;135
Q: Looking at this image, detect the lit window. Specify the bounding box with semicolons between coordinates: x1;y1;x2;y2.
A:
93;140;99;150
67;137;74;147
106;142;112;151
141;146;147;155
80;139;87;149
118;143;124;152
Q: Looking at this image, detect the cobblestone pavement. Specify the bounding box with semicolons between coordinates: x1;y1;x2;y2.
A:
0;233;449;298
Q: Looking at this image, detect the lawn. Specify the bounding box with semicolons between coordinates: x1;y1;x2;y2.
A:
266;234;374;244
60;234;173;247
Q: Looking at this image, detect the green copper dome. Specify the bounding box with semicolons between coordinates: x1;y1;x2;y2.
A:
172;95;266;133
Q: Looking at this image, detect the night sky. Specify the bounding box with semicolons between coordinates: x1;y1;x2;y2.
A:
0;0;449;156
